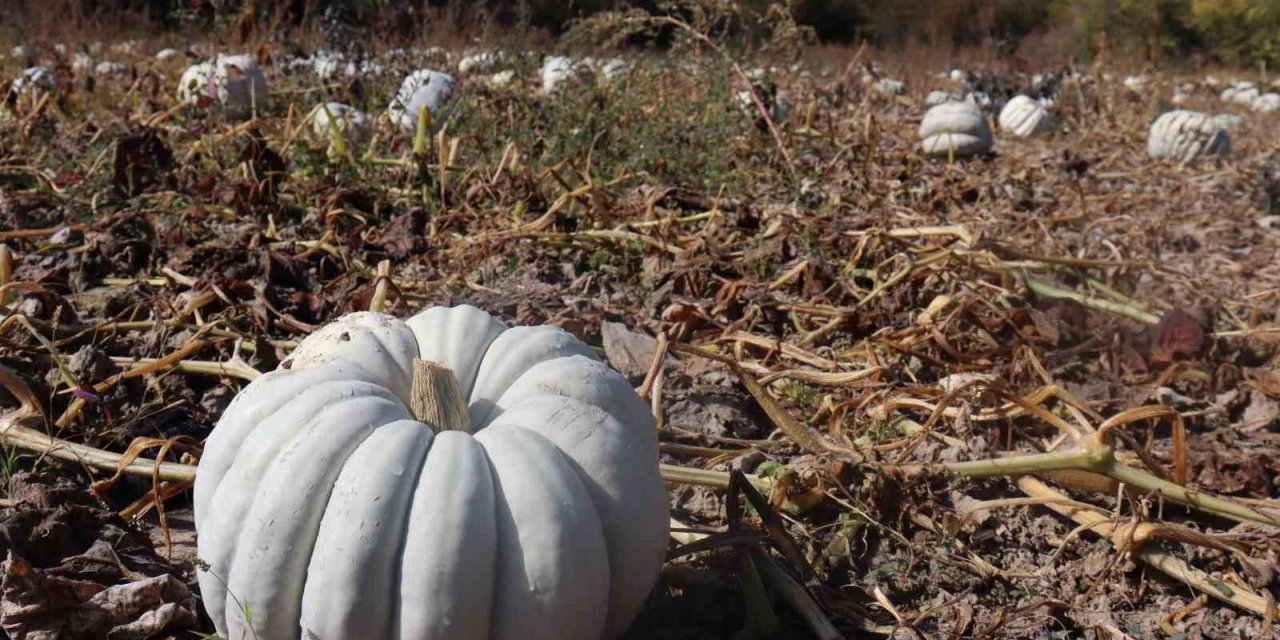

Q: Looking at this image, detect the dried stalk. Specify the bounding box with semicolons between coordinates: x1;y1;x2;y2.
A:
1018;476;1278;619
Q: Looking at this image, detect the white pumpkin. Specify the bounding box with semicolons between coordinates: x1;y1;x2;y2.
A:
486;70;517;88
71;53;95;73
541;55;575;94
596;57;627;81
997;94;1052;137
1147;110;1230;162
177;54;268;117
347;60;386;78
1212;113;1243;129
7;67;55;110
312;51;345;79
95;61;128;77
459;51;500;75
964;91;992;108
1221;83;1259;106
194;306;668;640
1122;75;1146;91
919;101;992;157
310;102;371;143
388;69;458;132
925;90;958;107
875;78;906;95
176;61;215;104
1252;93;1280;113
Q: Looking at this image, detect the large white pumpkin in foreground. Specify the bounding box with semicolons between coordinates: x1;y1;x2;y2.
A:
997;95;1052;137
194;306;668;640
1147;110;1230;163
919;101;992;157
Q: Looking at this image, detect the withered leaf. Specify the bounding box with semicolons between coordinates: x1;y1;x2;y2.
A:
1149;308;1209;364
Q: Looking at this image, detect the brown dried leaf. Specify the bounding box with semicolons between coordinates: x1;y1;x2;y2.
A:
1150;308;1209;364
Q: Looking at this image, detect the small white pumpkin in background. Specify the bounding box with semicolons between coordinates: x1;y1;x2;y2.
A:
597;57;627;81
312;50;345;79
194;305;669;640
95;61;128;77
6;67;56;110
156;48;179;61
388;69;458;132
310;102;371;144
925;90;958;107
919;101;992;157
997;94;1052;137
1122;75;1146;91
875;78;906;96
110;40;139;55
485;70;517;88
177;61;215;104
541;55;575;94
177;54;268;117
1171;85;1192;105
71;53;95;73
459;50;501;75
1212;113;1243;129
735;80;789;124
1252;93;1280;113
1221;83;1259;106
345;60;385;78
1147;110;1230;162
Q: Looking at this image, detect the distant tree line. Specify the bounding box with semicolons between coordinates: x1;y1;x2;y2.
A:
10;0;1280;68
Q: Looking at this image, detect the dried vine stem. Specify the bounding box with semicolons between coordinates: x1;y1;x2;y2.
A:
369;259;392;313
0;364;194;482
1018;476;1279;619
675;344;859;459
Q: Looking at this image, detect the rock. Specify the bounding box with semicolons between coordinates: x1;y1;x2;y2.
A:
199;385;235;417
730;451;767;474
601;321;671;382
67;345;119;382
666;391;767;439
1241;390;1280;429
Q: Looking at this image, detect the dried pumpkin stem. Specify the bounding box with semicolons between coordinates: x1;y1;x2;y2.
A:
410;359;472;433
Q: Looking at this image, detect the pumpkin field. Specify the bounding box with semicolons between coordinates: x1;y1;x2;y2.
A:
1;3;1279;639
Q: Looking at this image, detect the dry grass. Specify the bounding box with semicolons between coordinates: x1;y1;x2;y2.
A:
0;9;1278;639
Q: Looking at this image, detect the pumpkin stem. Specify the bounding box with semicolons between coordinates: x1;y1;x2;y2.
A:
410;358;472;433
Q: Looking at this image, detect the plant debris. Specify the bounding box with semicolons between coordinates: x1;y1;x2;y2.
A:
1;7;1279;638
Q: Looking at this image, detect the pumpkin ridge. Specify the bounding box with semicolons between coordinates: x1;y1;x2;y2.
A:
198;381;403;636
301;420;434;637
475;426;611;640
486;397;667;638
216;392;408;638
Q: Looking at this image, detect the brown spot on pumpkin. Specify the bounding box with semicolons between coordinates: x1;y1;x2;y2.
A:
340;332;351;342
281;360;293;370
